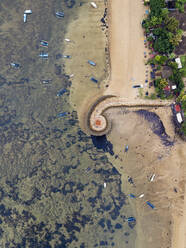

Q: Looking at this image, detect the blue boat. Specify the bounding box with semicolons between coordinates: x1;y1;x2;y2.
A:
125;145;129;152
127;217;136;222
40;40;48;47
57;88;67;97
56;12;64;18
10;63;20;68
150;72;155;79
90;77;98;83
57;112;68;118
88;60;96;66
146;201;155;209
129;194;136;199
39;52;48;59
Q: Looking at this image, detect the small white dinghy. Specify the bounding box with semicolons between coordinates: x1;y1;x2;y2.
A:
150;174;155;182
65;38;71;42
138;194;144;198
24;10;32;14
90;2;97;8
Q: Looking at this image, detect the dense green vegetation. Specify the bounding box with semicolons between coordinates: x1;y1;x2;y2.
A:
149;0;165;16
143;0;186;137
175;0;186;12
169;62;184;93
142;0;183;54
154;78;168;99
177;91;186;114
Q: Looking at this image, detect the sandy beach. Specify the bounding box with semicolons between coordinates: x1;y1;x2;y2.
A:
64;0;186;247
105;0;148;99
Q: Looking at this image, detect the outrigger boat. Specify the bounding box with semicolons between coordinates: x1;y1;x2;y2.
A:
56;12;64;18
40;40;48;47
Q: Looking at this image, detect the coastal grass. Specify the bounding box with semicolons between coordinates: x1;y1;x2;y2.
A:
138;88;144;98
145;93;157;99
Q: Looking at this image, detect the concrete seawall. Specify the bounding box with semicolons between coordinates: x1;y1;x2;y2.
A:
85;95;171;136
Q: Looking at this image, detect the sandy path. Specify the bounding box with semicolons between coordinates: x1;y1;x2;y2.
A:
105;0;147;98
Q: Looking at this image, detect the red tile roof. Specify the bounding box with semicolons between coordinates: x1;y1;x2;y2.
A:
164;85;170;91
174;104;181;112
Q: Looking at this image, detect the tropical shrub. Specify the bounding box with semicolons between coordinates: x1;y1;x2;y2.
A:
164;16;179;33
175;0;186;12
154;55;168;65
150;0;165;16
169;68;184;94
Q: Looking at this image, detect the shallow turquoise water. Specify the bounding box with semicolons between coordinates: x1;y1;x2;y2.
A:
0;0;135;247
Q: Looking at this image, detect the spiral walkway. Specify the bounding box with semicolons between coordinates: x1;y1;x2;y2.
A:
86;95;171;136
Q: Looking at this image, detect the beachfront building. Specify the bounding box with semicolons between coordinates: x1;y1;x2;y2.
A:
175;58;182;69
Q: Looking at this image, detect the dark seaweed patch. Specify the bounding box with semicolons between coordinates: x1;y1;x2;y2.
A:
100;240;108;246
55;223;62;230
0;75;6;87
124;232;130;236
135;110;174;146
62;182;75;195
109;206;120;220
91;135;114;155
7;78;29;86
0;204;11;217
0;188;4;201
115;223;122;229
76;182;84;192
64;0;76;8
88;197;96;208
98;218;105;228
100;202;112;211
128;219;136;229
71;195;78;203
106;219;112;230
111;167;120;175
56;53;62;59
54;64;62;75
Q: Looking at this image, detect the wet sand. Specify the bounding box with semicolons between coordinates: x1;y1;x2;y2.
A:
63;0;108;118
64;0;186;247
105;107;185;248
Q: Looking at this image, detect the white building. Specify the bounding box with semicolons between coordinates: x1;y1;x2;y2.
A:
176;113;183;123
175;58;182;69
